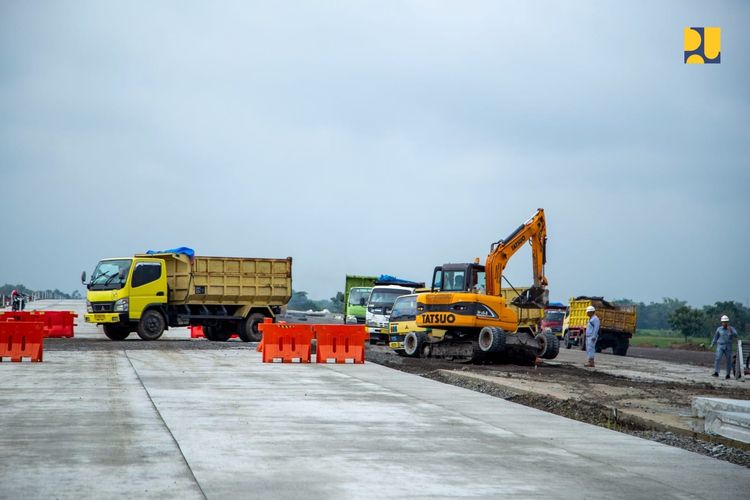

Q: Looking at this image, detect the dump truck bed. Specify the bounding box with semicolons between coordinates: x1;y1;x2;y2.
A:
136;253;292;306
567;297;637;334
501;287;544;331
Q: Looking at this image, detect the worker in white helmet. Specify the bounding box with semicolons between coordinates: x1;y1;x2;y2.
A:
710;315;737;379
583;305;600;368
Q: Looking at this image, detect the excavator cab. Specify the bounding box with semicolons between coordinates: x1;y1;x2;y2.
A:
430;263;486;293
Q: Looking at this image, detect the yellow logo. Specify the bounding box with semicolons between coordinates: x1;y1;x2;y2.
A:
684;27;721;64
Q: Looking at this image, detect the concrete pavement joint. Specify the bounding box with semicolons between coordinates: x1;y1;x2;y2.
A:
124;349;208;500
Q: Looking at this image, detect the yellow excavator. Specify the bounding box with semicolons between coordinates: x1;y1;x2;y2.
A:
407;208;558;362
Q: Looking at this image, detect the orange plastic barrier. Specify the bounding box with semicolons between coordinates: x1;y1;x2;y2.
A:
0;321;44;362
0;311;76;338
39;311;76;338
258;320;314;363
314;324;368;364
190;325;205;338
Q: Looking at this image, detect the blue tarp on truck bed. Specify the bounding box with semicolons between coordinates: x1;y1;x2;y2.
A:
375;274;425;288
146;247;195;260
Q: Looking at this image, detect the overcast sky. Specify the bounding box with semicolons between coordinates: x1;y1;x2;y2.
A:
1;1;748;306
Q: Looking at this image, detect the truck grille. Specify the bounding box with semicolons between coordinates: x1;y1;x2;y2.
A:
91;301;114;312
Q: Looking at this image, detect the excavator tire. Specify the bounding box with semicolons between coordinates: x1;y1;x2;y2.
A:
537;331;560;359
403;331;427;357
478;327;506;353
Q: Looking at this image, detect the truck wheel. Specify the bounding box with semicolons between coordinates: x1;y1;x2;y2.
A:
478;327;506;353
204;325;233;342
403;331;427;357
613;338;629;356
239;313;265;342
580;333;586;351
563;331;572;349
537;332;560;359
103;324;130;341
137;310;165;340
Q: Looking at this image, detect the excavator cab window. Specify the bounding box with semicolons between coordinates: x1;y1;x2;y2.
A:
470;267;486;294
431;266;443;292
441;269;465;291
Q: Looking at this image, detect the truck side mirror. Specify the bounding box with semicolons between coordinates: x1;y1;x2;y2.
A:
81;271;87;284
360;298;367;306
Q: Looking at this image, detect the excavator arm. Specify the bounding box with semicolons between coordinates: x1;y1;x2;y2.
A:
484;208;548;308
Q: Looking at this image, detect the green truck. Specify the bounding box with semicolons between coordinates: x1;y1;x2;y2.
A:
343;275;378;324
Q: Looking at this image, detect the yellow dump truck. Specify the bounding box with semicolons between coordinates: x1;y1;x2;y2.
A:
82;252;292;341
561;296;637;356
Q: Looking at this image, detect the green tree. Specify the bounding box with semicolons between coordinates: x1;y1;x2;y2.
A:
668;306;705;343
287;290;318;311
328;292;344;313
702;301;749;338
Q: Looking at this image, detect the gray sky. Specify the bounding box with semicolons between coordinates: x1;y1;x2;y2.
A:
1;1;748;306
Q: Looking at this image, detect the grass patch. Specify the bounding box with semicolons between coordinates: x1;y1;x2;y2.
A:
631;331;708;349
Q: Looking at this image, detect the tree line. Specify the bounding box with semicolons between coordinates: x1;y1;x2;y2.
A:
614;297;748;340
287;290;345;313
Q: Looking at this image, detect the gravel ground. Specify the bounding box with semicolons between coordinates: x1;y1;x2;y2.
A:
366;345;750;469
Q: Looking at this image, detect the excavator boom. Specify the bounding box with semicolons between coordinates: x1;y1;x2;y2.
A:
485;208;548;307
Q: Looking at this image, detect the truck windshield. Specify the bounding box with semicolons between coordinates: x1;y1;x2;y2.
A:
390;295;417;321
369;289;409;306
544;310;565;321
348;288;371;306
90;259;132;290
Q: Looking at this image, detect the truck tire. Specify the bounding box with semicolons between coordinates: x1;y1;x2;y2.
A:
239;313;266;342
403;331;427;357
478;327;506;353
613;338;629;356
204;325;233;342
580;333;586;351
563;331;572;349
103;324;130;341
137;310;165;341
536;331;560;359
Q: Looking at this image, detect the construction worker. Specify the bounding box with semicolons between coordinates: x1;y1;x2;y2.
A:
583;305;600;368
711;315;737;379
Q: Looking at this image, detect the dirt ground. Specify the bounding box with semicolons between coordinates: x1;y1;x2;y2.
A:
366;345;750;468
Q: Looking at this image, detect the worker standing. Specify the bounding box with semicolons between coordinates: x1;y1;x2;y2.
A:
584;305;600;368
711;315;738;379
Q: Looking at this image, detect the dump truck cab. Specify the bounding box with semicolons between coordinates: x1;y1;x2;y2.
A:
84;257;167;325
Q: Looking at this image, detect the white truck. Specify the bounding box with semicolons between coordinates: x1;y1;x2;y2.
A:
366;285;415;344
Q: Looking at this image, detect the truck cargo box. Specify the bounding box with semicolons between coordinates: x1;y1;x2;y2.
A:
567;297;636;335
136;253;292;306
501;287;544;332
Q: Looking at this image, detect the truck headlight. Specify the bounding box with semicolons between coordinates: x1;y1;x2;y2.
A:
86;300;93;313
114;298;129;312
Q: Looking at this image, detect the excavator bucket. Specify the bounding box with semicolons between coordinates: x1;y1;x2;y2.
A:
511;286;549;309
